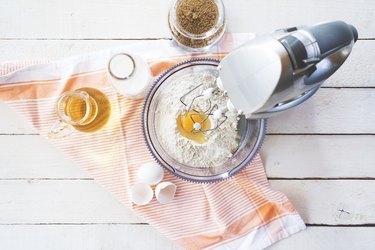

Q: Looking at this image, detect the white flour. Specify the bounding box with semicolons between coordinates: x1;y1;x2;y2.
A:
155;72;239;168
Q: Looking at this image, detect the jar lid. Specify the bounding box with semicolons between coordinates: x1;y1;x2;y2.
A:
108;53;136;80
108;53;152;99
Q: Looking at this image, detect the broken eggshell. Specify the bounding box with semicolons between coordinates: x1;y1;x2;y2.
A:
138;162;164;185
131;183;153;205
155;182;177;204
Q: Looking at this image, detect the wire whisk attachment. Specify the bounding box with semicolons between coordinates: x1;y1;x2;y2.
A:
179;84;230;134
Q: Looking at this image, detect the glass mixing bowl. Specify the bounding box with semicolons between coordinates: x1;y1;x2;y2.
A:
143;59;267;183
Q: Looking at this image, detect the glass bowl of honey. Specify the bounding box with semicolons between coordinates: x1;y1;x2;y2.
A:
143;59;266;183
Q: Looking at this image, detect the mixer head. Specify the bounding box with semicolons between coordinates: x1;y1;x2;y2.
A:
217;21;358;119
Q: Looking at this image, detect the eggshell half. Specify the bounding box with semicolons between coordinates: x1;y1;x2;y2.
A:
155;182;177;204
131;183;153;205
138;162;164;185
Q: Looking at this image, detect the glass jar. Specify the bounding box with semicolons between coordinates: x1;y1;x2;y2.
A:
168;0;226;52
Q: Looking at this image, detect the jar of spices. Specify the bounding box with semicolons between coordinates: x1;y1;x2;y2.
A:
168;0;226;51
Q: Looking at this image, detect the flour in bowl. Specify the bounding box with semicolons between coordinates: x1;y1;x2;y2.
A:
154;72;240;168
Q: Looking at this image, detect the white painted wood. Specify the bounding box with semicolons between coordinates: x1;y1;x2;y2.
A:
326;41;375;87
0;180;373;225
0;180;143;224
270;180;375;225
1;134;375;179
0;0;170;39
1;0;374;248
0;39;136;62
267;226;375;250
268;88;375;134
0;135;88;179
0;0;374;39
1;88;374;134
0;225;373;250
262;135;375;178
0;40;372;87
0;102;36;134
0;224;180;250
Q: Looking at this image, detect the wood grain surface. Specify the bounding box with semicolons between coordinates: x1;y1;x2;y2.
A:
0;0;374;249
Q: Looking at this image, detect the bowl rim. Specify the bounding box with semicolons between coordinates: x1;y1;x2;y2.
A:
142;58;267;183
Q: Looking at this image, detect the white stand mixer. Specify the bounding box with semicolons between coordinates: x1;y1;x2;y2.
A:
218;20;358;119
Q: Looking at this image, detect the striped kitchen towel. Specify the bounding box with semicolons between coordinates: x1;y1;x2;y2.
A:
0;34;305;250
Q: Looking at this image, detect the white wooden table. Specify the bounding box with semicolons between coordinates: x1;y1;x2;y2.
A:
1;0;375;249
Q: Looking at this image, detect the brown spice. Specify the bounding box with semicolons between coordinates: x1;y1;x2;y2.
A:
169;19;225;48
176;0;218;35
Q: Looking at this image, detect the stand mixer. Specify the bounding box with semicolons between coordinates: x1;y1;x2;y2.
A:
179;20;358;135
217;20;357;119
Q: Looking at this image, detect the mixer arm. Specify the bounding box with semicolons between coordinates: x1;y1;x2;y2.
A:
303;21;358;59
302;21;358;85
304;43;354;85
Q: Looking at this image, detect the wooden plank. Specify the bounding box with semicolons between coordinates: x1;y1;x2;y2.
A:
268;226;375;250
0;0;374;38
0;225;373;250
268;88;375;134
0;102;36;134
0;1;372;249
0;0;171;39
0;39;135;62
0;180;374;225
0;224;179;250
270;180;375;225
262;135;375;178
224;0;375;39
0;135;88;179
1;88;375;134
0;40;373;87
0;180;143;224
325;40;375;87
1;134;375;179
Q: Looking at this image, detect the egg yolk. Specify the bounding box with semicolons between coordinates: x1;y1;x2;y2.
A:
176;111;211;144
